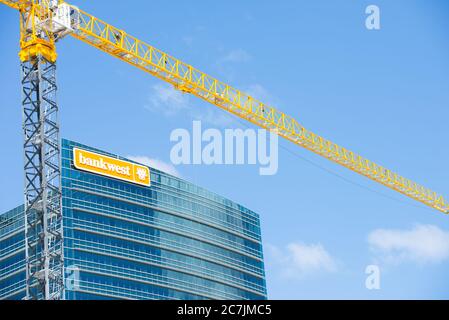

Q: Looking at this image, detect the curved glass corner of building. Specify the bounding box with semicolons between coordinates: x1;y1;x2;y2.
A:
0;138;267;300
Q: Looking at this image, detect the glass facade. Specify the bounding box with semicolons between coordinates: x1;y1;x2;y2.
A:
0;139;267;300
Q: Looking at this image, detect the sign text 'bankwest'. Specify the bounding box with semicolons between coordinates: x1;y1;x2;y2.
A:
73;148;151;187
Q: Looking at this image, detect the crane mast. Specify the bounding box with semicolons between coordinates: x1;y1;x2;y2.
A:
0;0;448;301
16;0;66;300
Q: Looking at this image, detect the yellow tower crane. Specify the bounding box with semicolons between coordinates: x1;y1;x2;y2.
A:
1;0;448;300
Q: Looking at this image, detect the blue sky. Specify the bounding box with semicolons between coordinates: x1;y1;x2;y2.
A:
1;0;449;299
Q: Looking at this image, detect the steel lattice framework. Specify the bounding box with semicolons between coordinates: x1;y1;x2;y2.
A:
22;55;64;300
17;0;65;300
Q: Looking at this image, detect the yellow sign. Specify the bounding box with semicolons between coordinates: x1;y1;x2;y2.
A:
73;148;150;187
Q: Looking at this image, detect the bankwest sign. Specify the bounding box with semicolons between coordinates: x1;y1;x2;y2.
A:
73;148;150;187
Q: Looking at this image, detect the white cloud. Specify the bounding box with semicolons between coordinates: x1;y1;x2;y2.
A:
221;49;252;63
194;109;235;128
144;83;238;128
145;84;190;116
267;242;337;279
246;84;272;102
368;224;449;265
127;156;181;178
